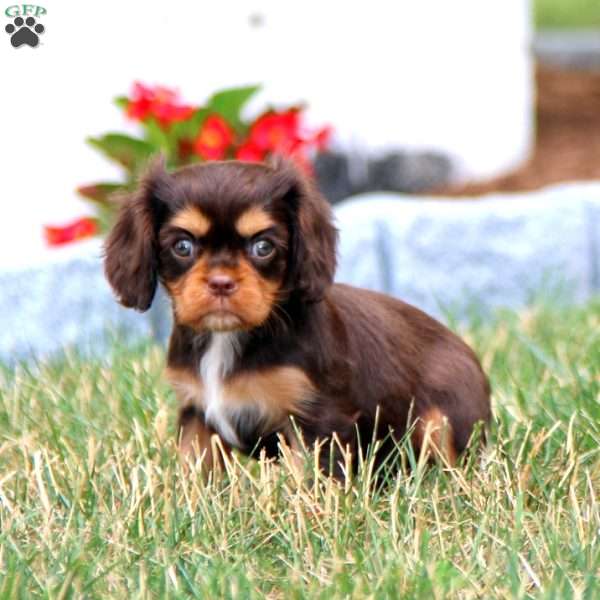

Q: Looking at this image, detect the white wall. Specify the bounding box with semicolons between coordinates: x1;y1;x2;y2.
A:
1;0;532;270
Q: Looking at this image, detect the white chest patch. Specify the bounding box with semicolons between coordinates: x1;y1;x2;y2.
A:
199;332;242;446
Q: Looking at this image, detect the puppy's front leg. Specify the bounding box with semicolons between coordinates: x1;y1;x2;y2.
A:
285;411;360;482
178;406;230;472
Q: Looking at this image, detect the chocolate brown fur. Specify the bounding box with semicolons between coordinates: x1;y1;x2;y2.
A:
105;157;491;477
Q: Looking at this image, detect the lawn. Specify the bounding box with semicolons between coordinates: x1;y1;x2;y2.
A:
1;299;599;598
535;0;600;28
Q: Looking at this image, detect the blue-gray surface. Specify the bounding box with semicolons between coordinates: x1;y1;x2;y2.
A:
335;183;600;317
2;182;600;362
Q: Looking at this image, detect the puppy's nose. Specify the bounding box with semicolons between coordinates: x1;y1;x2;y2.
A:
208;274;238;297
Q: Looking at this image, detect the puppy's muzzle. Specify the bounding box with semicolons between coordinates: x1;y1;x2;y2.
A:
207;274;238;298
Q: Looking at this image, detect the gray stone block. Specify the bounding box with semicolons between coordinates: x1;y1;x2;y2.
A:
0;242;154;363
334;182;600;318
367;152;453;194
314;150;453;204
534;30;600;70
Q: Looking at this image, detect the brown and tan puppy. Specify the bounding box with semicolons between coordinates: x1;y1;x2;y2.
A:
104;157;491;477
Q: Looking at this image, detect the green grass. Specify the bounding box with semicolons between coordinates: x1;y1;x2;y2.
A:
1;300;600;598
535;0;600;28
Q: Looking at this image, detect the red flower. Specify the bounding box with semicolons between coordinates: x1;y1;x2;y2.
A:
126;82;194;128
177;138;196;162
235;141;266;162
243;110;331;171
283;125;332;173
44;217;98;247
288;150;314;175
194;114;234;160
312;126;332;151
248;109;301;153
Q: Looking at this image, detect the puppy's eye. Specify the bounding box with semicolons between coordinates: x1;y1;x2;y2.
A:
250;239;275;259
250;239;275;258
172;239;194;258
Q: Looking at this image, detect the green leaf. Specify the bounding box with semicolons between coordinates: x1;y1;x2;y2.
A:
77;181;136;232
143;118;171;153
87;134;155;174
76;182;124;205
170;108;210;141
114;96;129;111
206;85;261;130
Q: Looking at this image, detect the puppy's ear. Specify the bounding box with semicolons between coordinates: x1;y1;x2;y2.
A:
275;158;338;302
104;157;174;311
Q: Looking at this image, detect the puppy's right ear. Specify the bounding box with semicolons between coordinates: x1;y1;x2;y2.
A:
104;157;174;312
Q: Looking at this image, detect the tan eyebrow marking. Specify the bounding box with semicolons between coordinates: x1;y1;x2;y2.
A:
169;206;211;237
235;206;275;238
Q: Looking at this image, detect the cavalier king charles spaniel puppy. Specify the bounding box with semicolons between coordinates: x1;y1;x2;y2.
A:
104;157;490;477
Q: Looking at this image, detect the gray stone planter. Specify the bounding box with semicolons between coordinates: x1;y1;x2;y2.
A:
534;29;600;69
335;182;600;319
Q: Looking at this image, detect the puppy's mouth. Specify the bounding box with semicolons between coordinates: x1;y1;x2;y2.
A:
201;300;244;331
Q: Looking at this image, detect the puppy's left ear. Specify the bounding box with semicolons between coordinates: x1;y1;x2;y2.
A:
104;157;174;311
277;159;338;302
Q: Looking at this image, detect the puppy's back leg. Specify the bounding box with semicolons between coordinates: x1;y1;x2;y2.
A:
411;407;457;467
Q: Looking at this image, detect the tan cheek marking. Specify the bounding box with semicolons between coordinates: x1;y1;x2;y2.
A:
165;366;204;409
169;206;211;237
228;258;280;328
166;258;211;326
223;366;315;427
235;206;275;238
412;407;457;466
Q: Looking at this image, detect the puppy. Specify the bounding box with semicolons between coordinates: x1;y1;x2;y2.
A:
104;157;491;477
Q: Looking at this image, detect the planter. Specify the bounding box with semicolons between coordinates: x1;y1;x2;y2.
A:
335;182;600;319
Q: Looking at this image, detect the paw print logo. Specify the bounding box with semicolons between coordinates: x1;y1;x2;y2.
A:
5;16;45;48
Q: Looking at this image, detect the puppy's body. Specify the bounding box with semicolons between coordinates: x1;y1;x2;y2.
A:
105;158;491;475
166;284;490;471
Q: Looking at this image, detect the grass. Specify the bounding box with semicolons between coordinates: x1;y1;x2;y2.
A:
535;0;600;28
1;299;600;598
